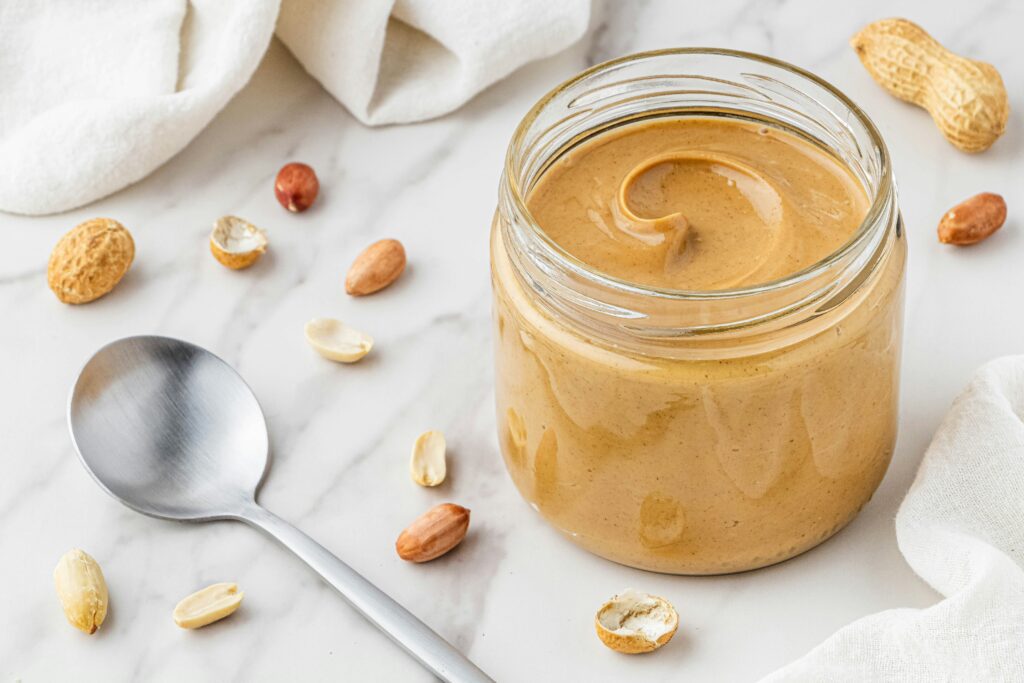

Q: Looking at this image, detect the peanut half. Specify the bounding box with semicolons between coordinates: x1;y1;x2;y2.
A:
345;239;406;296
54;549;109;635
173;582;244;629
851;18;1008;152
396;503;470;563
938;192;1007;245
304;317;373;363
410;430;447;487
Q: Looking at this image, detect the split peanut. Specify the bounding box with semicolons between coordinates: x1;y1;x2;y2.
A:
304;317;374;363
173;582;244;629
410;430;447;487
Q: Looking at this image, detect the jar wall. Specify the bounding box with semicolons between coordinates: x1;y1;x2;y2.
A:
491;216;906;574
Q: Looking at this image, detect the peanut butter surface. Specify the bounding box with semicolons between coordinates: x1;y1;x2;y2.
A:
527;117;868;290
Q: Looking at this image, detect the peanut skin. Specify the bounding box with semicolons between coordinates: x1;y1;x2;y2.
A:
937;193;1007;246
345;238;406;296
395;503;470;563
275;162;319;212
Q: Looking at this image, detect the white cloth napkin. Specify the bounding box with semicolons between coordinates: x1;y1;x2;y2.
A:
276;0;590;125
766;357;1024;681
0;0;588;216
0;0;280;216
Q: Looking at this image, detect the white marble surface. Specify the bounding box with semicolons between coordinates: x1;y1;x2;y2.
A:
1;1;1021;680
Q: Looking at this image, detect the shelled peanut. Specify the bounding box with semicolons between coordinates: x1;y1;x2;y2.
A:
938;192;1007;245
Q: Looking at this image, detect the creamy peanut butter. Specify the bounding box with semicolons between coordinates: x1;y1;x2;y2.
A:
528;118;868;290
492;115;905;574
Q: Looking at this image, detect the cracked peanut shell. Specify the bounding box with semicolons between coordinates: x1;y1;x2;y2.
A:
595;589;678;654
210;216;268;270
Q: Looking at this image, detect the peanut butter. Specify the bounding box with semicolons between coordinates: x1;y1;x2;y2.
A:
528;118;868;290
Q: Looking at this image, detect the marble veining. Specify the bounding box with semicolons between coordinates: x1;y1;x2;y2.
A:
1;0;1021;679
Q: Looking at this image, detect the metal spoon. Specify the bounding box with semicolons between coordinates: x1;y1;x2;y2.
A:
67;335;491;683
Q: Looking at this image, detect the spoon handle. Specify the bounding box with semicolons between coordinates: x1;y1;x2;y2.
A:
237;503;493;683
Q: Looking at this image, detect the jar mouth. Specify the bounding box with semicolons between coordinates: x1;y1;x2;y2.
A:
503;47;893;303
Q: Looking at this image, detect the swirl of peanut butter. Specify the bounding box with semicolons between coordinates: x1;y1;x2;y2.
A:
528;118;867;290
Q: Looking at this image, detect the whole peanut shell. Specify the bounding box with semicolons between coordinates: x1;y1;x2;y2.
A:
47;218;135;304
851;19;1009;153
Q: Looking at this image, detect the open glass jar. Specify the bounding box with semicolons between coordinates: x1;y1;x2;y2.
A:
491;49;905;575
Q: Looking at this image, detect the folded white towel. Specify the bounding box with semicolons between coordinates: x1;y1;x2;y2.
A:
0;0;280;216
766;357;1024;681
276;0;590;125
0;0;589;216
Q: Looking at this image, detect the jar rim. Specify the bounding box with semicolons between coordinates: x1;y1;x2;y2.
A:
503;47;893;302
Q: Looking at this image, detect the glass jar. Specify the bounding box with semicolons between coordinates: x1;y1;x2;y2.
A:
491;49;905;575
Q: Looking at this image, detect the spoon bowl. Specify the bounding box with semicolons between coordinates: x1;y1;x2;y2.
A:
69;336;268;520
67;335;490;683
